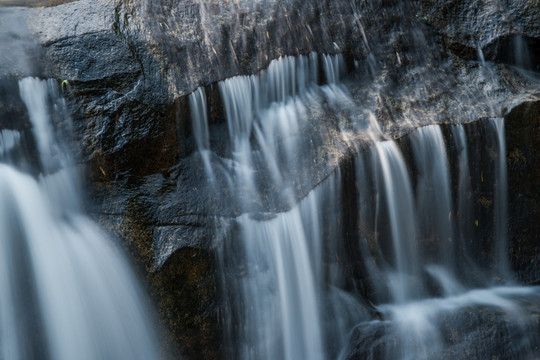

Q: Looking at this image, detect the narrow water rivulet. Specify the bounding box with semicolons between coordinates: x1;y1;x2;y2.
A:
0;78;160;360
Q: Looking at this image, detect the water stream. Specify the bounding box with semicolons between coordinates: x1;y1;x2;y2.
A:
350;119;539;359
190;50;540;359
191;54;364;359
0;78;159;360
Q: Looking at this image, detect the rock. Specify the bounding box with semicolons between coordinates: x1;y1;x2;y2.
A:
506;100;540;284
26;0;366;179
28;0;176;176
344;304;540;360
420;0;540;69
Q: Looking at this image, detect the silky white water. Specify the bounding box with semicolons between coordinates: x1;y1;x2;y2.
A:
491;117;510;278
190;50;540;359
373;140;420;303
0;77;159;360
350;120;540;359
191;53;361;360
410;125;454;269
189;86;215;183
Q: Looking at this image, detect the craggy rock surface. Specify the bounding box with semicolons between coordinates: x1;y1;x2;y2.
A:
8;0;539;358
420;0;540;68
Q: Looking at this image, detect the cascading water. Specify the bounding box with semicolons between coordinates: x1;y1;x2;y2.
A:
372;140;420;303
191;53;363;360
450;124;475;276
347;120;540;359
491;117;510;278
2;0;537;358
189;87;215;184
189;44;540;358
410;125;454;269
0;77;159;360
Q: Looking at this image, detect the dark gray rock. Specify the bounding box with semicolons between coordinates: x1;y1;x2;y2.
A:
506;100;540;284
420;0;540;69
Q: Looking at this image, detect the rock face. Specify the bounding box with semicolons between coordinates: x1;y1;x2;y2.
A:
420;0;540;69
7;0;539;358
506;100;540;284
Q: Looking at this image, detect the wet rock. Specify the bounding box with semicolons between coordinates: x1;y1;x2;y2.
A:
26;0;366;180
344;304;540;360
150;247;220;360
94;183;225;359
505;100;540;284
420;0;540;69
28;0;176;176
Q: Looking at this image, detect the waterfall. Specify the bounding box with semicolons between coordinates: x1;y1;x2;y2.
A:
0;77;159;360
490;117;510;278
189;87;215;183
190;49;540;359
373;140;420;303
410;125;454;270
348;120;540;359
0;129;21;158
192;54;362;360
322;53;344;85
513;35;532;70
450;124;477;281
477;46;486;67
232;192;325;360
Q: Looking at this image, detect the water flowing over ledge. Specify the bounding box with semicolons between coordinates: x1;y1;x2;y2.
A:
0;77;160;360
9;0;539;358
185;48;540;358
